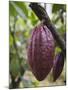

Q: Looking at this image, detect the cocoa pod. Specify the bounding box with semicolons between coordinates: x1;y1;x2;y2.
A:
27;24;55;81
53;52;64;81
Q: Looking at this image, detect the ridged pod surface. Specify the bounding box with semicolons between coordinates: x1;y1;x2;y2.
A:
53;52;64;81
28;24;55;81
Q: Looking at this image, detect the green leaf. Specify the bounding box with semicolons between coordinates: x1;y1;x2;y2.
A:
55;47;61;55
15;2;28;17
10;59;20;78
52;4;66;13
10;1;27;20
29;11;39;26
23;31;29;38
32;81;39;87
9;2;17;16
58;25;65;36
9;34;13;46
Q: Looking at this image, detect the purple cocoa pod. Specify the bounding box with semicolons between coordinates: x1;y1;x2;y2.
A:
53;52;64;81
27;24;55;81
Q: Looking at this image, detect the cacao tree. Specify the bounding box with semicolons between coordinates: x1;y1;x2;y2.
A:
9;1;66;88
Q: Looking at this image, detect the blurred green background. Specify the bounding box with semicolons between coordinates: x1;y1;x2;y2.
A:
9;1;66;88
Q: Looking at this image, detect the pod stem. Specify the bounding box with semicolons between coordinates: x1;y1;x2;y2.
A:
29;3;66;56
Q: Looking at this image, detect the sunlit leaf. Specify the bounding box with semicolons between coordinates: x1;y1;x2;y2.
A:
29;11;39;26
55;47;61;55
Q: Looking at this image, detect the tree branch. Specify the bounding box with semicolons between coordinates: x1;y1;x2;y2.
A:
29;3;66;54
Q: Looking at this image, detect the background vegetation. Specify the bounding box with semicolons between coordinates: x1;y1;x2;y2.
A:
9;1;66;88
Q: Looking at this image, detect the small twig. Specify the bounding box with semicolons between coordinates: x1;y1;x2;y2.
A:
29;3;66;55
